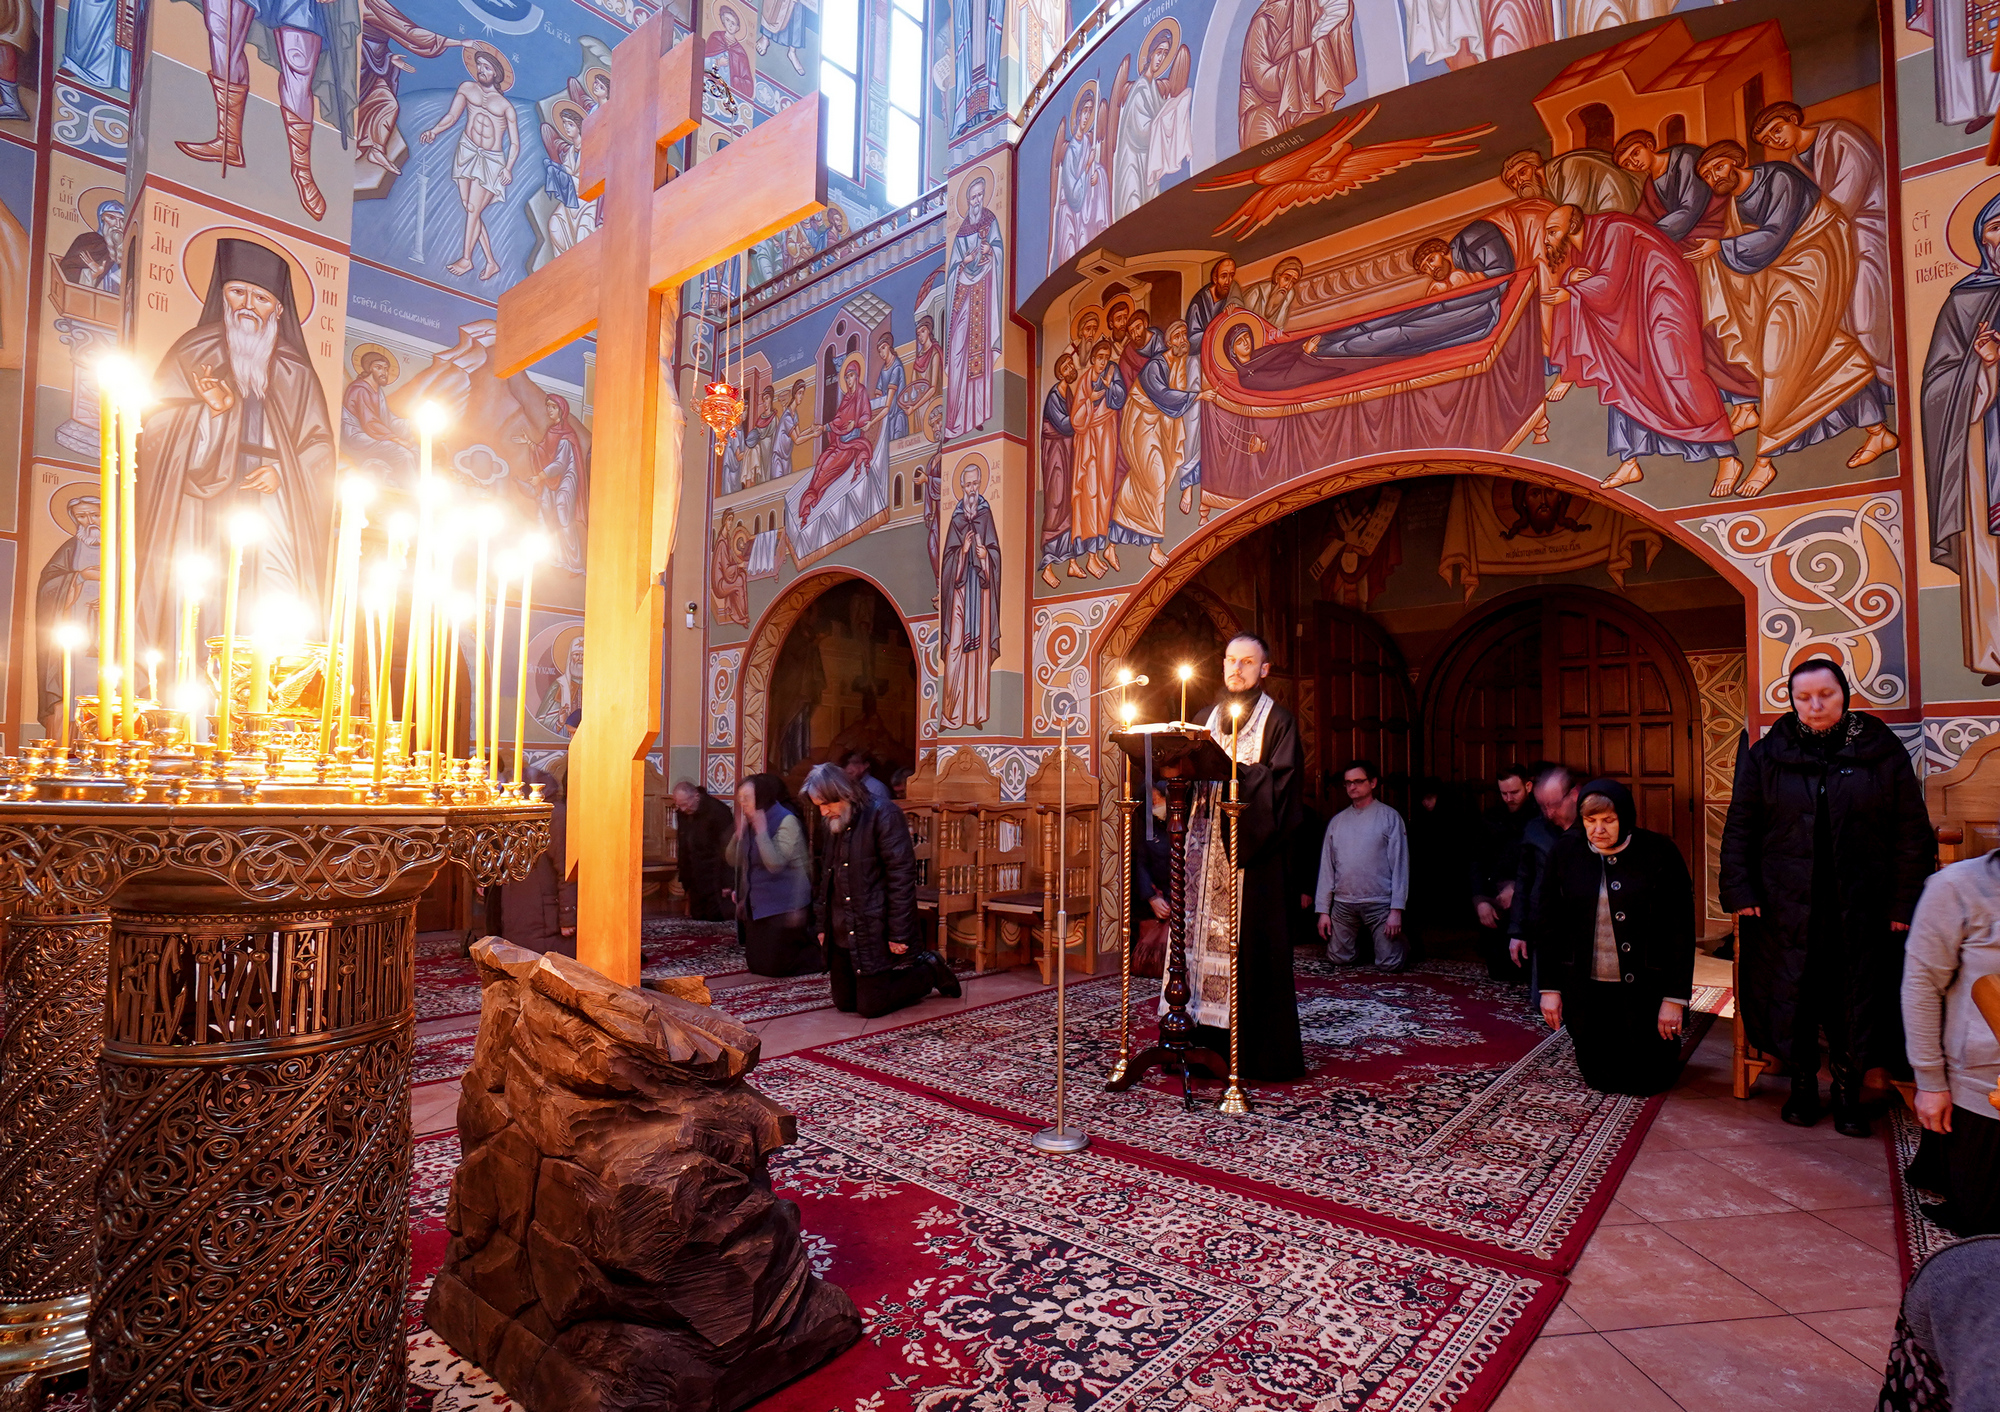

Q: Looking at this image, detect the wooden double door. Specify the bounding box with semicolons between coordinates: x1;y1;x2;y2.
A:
1422;590;1697;863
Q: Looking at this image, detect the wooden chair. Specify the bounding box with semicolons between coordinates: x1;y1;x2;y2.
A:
1928;732;2000;864
904;804;937;931
1029;800;1097;983
1730;914;1777;1099
931;749;1002;962
932;805;978;963
974;804;1039;972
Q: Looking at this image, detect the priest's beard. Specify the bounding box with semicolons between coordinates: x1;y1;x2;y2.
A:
1216;682;1262;715
225;308;278;400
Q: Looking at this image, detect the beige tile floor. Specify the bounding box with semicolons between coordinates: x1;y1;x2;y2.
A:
411;958;1903;1411
1493;1022;1900;1412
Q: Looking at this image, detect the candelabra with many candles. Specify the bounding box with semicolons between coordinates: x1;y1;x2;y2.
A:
0;355;554;1411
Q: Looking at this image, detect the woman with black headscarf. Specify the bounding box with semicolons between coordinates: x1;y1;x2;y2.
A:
1721;658;1934;1135
1536;777;1694;1097
728;772;821;977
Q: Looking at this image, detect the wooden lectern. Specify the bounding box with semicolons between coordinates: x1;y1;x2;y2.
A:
1106;726;1239;1107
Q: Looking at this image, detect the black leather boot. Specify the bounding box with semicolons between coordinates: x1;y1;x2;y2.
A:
1831;1064;1870;1138
1781;1072;1823;1127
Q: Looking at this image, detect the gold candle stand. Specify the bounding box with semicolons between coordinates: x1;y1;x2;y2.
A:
1106;747;1137;1088
1219;788;1250;1116
0;742;550;1397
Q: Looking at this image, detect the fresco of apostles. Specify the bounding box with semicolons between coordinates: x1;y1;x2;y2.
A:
1038;94;1899;581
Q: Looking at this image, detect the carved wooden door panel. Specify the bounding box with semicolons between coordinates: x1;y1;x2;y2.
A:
1543;596;1695;863
1427;600;1544;796
1315;605;1414;804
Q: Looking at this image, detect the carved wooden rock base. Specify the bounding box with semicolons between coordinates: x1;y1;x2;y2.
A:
426;940;861;1412
89;899;420;1412
0;914;107;1378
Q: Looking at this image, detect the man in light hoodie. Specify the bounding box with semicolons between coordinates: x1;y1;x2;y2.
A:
1903;848;2000;1235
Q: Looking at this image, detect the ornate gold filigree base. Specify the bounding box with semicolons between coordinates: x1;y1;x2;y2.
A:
0;796;549;1412
0;913;106;1378
0;1294;90;1377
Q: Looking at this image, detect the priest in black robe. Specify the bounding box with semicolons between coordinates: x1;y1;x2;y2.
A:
1197;632;1306;1082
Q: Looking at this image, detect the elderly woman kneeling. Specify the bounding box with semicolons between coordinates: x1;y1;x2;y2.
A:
1536;778;1695;1096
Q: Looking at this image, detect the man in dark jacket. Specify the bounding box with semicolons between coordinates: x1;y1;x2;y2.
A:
1720;658;1935;1136
1511;763;1580;1002
672;781;736;921
804;763;960;1017
1474;764;1539;981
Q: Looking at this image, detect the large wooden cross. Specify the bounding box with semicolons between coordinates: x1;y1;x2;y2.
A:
495;12;824;985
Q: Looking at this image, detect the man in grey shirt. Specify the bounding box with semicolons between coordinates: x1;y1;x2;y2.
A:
1903;848;2000;1235
1316;758;1410;971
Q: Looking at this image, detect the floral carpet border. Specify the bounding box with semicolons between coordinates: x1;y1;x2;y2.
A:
797;968;1707;1277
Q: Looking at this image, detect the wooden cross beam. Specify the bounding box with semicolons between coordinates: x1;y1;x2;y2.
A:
495;12;824;985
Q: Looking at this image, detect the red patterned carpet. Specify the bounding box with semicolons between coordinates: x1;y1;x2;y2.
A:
807;958;1706;1273
1887;1106;1964;1281
402;1057;1562;1411
413;918;741;1021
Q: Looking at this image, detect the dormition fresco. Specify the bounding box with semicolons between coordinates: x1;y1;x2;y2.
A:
1016;0;1791;298
1027;2;1903;607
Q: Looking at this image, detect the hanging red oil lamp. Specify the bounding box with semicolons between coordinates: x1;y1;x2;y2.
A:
697;379;744;437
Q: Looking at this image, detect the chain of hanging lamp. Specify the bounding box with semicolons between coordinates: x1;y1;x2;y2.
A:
696;253;747;438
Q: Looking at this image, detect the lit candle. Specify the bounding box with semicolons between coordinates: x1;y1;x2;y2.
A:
1229;701;1243;790
219;512;265;754
115;375;144;739
93;355;131;742
513;536;546;788
321;477;372;754
100;665;120;743
442;596;468;770
176;557;209;694
428;529;462;784
1120;700;1137;728
143;649;161;706
173;683;207;745
55;623;82;754
470;504;501;786
489;555;514;784
247;618;274;717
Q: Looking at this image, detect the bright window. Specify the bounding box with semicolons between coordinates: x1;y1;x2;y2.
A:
884;2;923;203
821;0;861;179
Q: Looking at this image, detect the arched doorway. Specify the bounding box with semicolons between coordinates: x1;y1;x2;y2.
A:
1424;587;1700;862
1097;465;1742;883
740;573;919;795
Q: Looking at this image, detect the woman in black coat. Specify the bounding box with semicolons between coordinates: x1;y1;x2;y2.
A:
1536;778;1694;1097
1719;658;1934;1135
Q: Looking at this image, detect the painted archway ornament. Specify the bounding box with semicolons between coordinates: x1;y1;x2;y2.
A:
1697;492;1908;713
